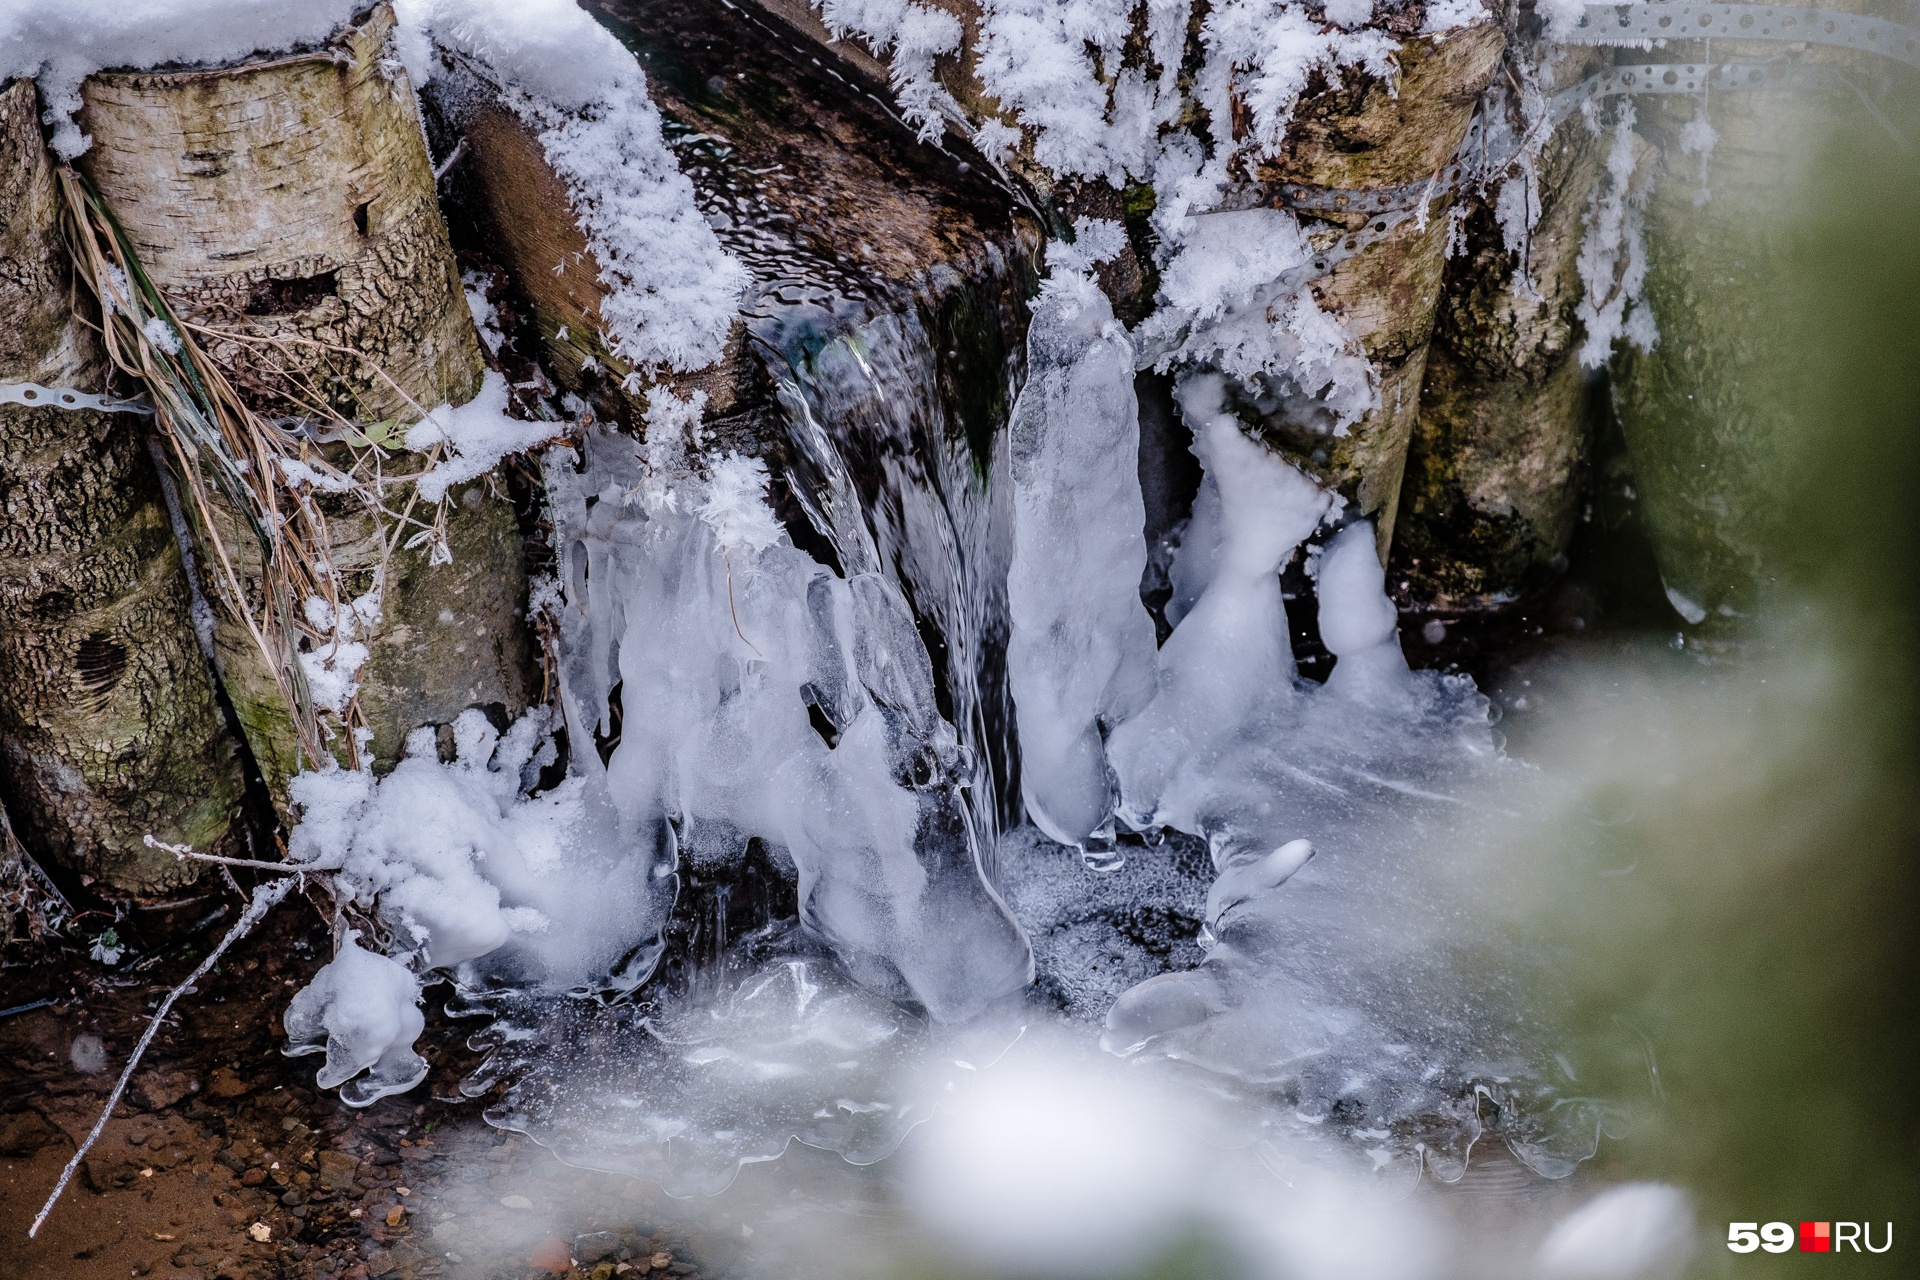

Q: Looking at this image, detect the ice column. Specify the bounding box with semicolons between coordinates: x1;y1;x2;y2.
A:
1006;278;1159;845
1106;372;1332;836
592;454;1033;1022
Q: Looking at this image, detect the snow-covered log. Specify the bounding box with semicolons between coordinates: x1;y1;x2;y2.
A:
0;78;248;894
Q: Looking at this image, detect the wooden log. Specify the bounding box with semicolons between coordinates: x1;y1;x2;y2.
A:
1392;46;1611;613
73;4;534;793
0;79;247;895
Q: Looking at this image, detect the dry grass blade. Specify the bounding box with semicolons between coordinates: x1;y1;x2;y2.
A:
54;167;458;772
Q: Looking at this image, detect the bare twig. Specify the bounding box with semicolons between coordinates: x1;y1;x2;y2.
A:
141;835;314;876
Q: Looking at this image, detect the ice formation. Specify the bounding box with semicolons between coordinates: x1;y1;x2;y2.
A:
1005;276;1157;846
1576;101;1659;368
228;0;1612;1193
1003;343;1574;1173
545;431;1032;1023
284;931;430;1107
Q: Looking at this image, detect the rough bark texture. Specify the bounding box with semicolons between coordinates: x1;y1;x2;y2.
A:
75;4;481;422
72;6;533;796
1248;23;1507;553
1392;46;1610;613
0;79;246;895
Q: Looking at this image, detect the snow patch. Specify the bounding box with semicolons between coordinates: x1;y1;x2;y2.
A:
401;0;749;372
406;369;563;502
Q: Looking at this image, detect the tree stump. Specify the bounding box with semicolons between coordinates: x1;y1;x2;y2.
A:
0;79;247;895
74;5;534;793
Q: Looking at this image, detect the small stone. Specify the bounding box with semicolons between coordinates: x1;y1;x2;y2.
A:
574;1232;619;1264
385;1205;405;1227
529;1237;572;1274
206;1068;251;1099
240;1168;267;1187
498;1194;533;1210
247;1223;271;1243
650;1253;672;1270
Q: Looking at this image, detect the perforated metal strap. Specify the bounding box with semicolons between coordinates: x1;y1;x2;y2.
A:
1567;4;1920;70
0;381;153;415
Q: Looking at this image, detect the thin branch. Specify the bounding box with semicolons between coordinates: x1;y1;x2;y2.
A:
141;835;313;876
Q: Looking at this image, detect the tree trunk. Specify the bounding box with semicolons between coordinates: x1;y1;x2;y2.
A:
74;4;535;794
1248;23;1507;555
1609;31;1878;620
0;79;248;895
1392;45;1610;613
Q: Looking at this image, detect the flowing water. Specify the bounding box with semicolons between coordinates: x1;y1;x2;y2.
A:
307;12;1920;1277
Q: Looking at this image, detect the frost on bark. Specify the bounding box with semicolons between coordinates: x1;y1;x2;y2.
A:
1246;23;1506;554
0;79;247;895
1392;47;1609;613
73;4;533;795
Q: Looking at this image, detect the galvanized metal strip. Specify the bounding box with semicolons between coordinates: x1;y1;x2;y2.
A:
1568;4;1920;70
0;380;153;415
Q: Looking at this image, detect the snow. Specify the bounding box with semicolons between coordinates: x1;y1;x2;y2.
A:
1576;102;1658;368
1140;209;1379;432
1006;275;1158;846
406;370;563;503
297;587;382;716
972;0;1184;185
400;0;747;373
810;0;964;142
1195;0;1396;157
1423;0;1489;34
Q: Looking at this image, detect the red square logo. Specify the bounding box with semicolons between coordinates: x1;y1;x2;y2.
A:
1800;1222;1831;1253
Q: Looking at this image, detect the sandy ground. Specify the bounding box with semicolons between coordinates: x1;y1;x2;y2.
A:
0;906;731;1280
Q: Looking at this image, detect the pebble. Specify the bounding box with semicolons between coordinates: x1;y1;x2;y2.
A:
574;1231;619;1264
385;1204;405;1226
499;1194;534;1210
529;1237;572;1274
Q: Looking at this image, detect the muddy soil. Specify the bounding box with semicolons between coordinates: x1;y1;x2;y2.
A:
0;904;732;1280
